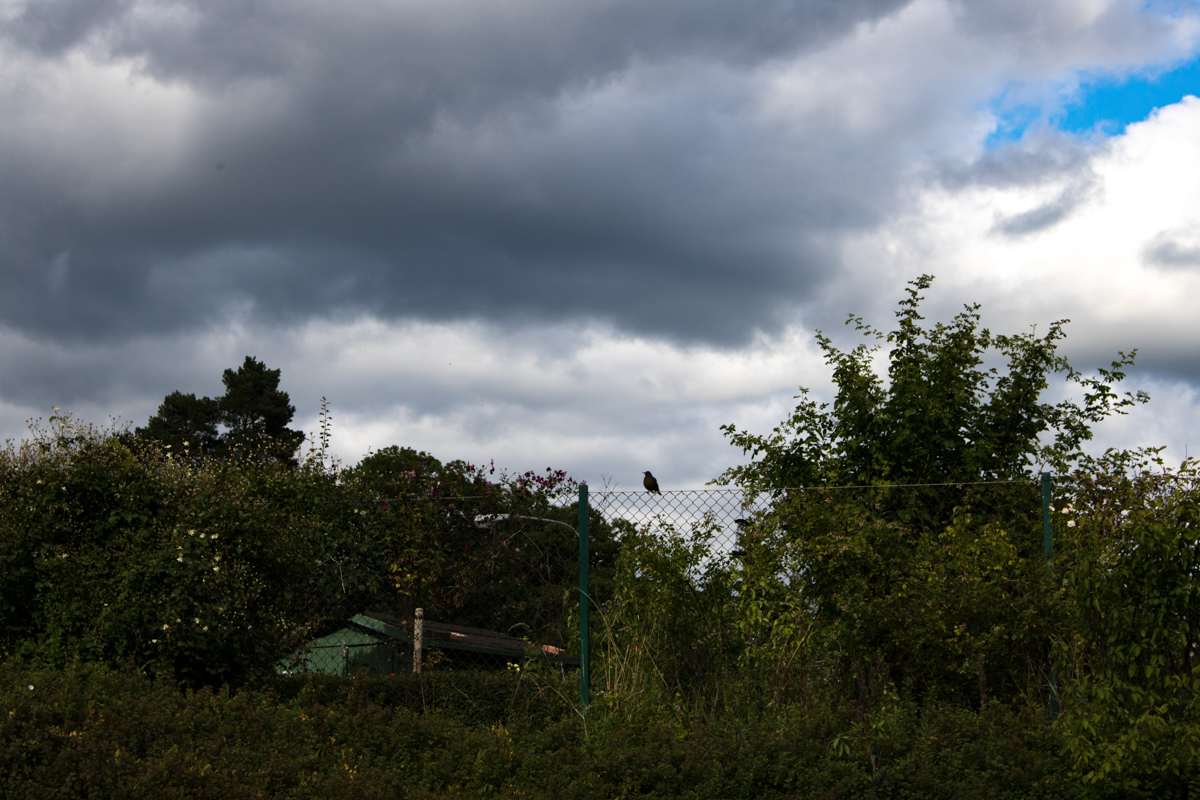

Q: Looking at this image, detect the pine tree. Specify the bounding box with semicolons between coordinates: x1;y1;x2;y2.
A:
138;357;305;464
218;357;305;463
136;391;220;455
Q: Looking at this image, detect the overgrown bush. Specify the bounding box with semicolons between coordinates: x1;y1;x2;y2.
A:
0;413;613;687
2;660;1106;800
1054;453;1200;794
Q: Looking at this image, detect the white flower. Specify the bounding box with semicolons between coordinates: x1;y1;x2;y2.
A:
1067;520;1076;528
188;530;195;536
151;639;158;644
177;556;184;562
194;618;200;624
213;566;220;572
202;626;208;632
27;685;34;691
163;624;170;630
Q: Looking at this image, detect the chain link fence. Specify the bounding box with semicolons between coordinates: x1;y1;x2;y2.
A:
587;480;1049;713
269;473;1198;718
278;493;588;681
279;481;1047;688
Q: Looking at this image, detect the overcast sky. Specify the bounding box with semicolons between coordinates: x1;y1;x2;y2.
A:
2;0;1200;489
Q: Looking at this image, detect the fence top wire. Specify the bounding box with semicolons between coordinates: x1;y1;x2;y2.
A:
590;482;1036;550
590;489;772;549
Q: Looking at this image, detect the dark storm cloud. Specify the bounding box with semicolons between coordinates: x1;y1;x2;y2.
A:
11;0;907;88
0;0;911;346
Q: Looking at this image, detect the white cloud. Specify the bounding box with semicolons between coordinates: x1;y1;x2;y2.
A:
839;93;1200;463
0;315;832;488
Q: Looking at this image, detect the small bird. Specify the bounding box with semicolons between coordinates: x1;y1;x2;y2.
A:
643;471;660;493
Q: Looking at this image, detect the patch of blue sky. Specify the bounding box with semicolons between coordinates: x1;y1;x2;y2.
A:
1058;55;1200;136
984;50;1200;149
1140;0;1200;17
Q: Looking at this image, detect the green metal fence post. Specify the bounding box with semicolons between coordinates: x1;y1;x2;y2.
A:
1042;472;1053;574
578;484;590;711
1042;472;1059;718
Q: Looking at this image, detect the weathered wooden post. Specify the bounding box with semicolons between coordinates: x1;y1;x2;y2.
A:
413;608;424;674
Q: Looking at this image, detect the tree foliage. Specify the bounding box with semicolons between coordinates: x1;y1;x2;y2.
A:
134;392;220;455
343;447;620;642
715;275;1147;493
701;276;1151;709
1054;453;1200;792
136;356;304;464
0;413;610;687
217;356;305;462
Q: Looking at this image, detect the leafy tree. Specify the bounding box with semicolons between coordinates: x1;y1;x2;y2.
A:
354;446;444;496
715;274;1148;494
709;276;1150;706
345;448;619;650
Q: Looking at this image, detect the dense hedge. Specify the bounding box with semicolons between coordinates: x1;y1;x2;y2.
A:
3;415;1199;795
0;417;616;688
2;662;1117;800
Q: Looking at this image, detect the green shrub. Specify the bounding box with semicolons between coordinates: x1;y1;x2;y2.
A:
0;414;611;690
1055;456;1200;795
2;661;1107;800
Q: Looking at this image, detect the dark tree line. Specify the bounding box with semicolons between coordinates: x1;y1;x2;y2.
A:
136;356;305;463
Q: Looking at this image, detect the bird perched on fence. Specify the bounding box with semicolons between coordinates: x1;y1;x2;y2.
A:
643;471;660;493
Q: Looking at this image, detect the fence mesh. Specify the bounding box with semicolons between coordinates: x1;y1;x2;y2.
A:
281;481;1049;695
279;493;585;680
245;473;1198;718
588;480;1049;713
